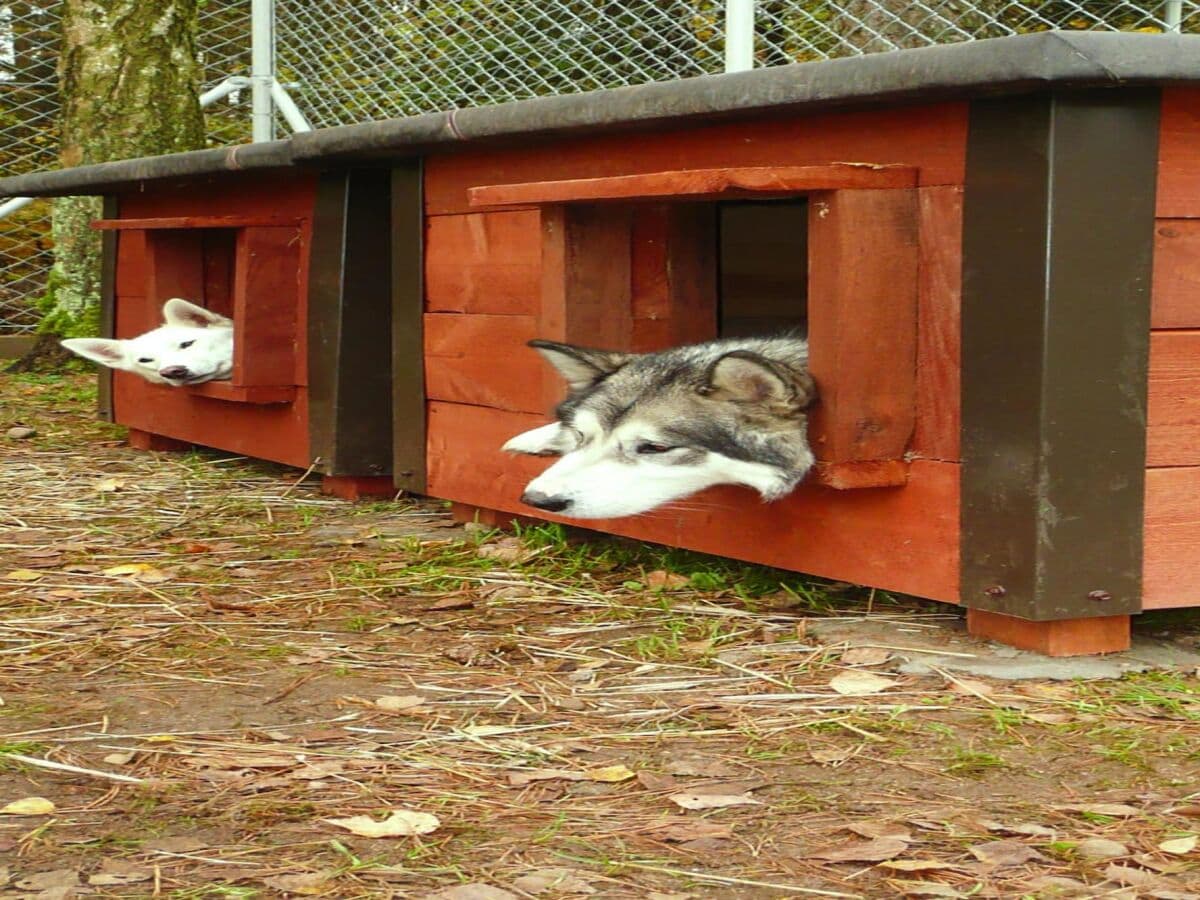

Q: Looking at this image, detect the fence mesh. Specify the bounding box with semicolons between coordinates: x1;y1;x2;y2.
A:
3;0;1198;334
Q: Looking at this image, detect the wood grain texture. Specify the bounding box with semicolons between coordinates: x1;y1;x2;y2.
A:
807;189;919;465
1147;330;1200;467
1152;219;1200;328
423;313;542;413
469;164;919;207
114;229;147;299
913;186;962;461
1144;465;1200;609
233;226;302;388
425;210;541;315
965;610;1130;656
1157;88;1200;219
93;215;301;230
426;400;961;602
425;102;968;215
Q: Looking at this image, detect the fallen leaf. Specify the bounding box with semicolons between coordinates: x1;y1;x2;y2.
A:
292;761;346;780
810;837;908;862
142;836;210;853
668;791;761;810
968;840;1047;866
1056;802;1142;817
663;755;742;778
426;885;519;900
4;568;44;581
1104;863;1163;887
375;695;425;712
508;768;583;787
88;859;152;886
6;426;36;439
810;747;855;766
103;751;136;766
840;647;891;666
263;872;333;895
891;883;967;899
1;796;56;815
324;809;440;837
1026;712;1073;725
585;764;635;783
15;869;79;891
946;676;994;697
95;476;125;492
1075;837;1128;860
427;594;476;610
642;818;734;843
1158;835;1198;855
511;868;597;894
847;822;912;842
878;860;960;872
977;819;1056;838
636;771;678;791
477;537;528;564
101;562;156;577
646;570;690;591
829;670;897;695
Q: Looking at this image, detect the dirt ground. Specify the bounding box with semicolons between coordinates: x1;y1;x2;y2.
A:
2;371;1199;899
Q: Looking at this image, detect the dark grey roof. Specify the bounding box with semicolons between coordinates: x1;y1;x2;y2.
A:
4;31;1200;198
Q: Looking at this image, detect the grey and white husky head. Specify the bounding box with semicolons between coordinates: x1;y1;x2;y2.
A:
503;336;817;519
61;298;233;386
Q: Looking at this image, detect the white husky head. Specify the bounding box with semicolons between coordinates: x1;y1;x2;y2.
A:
61;298;234;386
503;337;817;519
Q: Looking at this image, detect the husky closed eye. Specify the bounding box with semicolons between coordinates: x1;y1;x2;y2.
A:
635;441;674;455
137;357;154;364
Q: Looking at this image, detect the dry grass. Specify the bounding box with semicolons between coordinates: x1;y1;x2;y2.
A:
1;371;1199;899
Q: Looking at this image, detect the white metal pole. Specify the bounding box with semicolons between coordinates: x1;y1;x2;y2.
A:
1165;0;1183;32
0;196;36;220
270;80;312;133
724;0;755;73
251;0;275;142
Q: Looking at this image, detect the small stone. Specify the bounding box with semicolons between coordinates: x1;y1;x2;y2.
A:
1076;838;1128;860
5;426;35;440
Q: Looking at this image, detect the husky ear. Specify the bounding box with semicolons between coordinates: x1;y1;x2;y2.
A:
704;350;815;409
502;421;575;456
61;338;130;370
162;298;230;329
529;339;632;393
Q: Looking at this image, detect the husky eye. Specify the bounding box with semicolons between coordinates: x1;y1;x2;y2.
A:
137;357;154;364
179;340;195;349
635;441;674;455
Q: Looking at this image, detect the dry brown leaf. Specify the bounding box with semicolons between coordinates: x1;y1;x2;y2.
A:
508;768;583;787
1;796;55;815
585;764;635;783
94;476;125;492
1103;863;1163;887
511;868;597;895
878;860;960;872
840;647;891;666
642;818;734;843
1056;802;1141;817
4;568;45;581
636;771;678;792
668;791;761;810
947;676;994;697
88;860;152;886
101;562;156;577
829;670;897;695
646;570;690;591
1158;835;1198;855
663;755;742;778
427;594;476;610
847;821;912;842
426;885;520;900
324;809;440;837
1075;838;1128;860
810;747;855;766
968;840;1047;866
15;869;79;891
263;872;334;895
142;836;210;853
103;751;136;766
292;761;346;780
811;837;908;862
375;694;425;712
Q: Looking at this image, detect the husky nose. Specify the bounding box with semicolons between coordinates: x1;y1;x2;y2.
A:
521;490;571;513
159;366;189;381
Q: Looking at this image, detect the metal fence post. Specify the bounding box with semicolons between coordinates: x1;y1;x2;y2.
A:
251;0;275;142
725;0;755;72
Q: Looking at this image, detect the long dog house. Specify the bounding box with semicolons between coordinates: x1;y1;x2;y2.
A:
4;33;1200;655
2;146;396;499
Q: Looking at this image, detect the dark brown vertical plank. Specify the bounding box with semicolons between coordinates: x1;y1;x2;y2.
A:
392;161;425;493
961;89;1160;621
97;195;118;422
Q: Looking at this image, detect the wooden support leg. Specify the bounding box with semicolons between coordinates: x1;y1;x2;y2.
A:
966;609;1131;657
127;429;192;452
449;503;542;531
320;475;396;501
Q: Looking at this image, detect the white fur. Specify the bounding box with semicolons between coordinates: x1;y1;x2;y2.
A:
61;298;233;386
515;418;805;519
501;422;577;456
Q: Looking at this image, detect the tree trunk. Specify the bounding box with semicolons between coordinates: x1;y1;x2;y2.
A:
44;0;205;337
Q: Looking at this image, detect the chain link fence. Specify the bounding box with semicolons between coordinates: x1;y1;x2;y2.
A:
3;0;1198;334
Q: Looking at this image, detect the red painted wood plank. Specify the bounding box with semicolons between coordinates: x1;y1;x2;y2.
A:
117;172;317;220
185;382;296;404
93;215;302;230
1152;219;1200;328
426;102;968;215
233;226;302;388
913;186;962;461
1147;330;1200;468
426;400;961;602
469;164;919;208
423;313;543;413
1157;88;1200;219
115;230;147;300
1144;465;1200;609
807;188;919;466
965;610;1130;656
425;211;542;315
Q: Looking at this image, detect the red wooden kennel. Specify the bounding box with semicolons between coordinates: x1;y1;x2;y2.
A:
5;33;1200;654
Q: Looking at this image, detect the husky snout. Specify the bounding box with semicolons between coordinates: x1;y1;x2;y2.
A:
520;490;571;513
158;366;191;381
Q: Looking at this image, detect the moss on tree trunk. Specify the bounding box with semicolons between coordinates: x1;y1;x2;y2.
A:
45;0;205;337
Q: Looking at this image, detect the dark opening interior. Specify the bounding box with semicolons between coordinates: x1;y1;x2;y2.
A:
147;228;237;319
717;200;808;338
